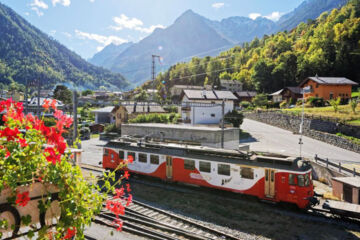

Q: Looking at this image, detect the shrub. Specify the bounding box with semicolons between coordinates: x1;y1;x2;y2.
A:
163;106;178;113
105;123;121;133
129;113;180;124
307;97;325;107
225;110;244;128
240;101;252;109
329;97;341;113
279;100;288;109
349;98;359;113
252;94;268;107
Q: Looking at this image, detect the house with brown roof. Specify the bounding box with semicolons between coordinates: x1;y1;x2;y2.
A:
299;76;358;100
234;91;257;102
112;102;166;128
270;87;302;103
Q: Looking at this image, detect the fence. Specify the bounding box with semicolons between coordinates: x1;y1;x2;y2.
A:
314;154;360;177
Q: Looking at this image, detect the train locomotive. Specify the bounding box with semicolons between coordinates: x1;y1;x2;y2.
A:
102;137;317;209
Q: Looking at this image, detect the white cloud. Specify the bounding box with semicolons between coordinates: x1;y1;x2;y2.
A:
30;0;48;9
96;46;105;52
264;11;282;21
212;3;224;9
62;32;72;38
31;7;44;16
52;0;71;7
248;11;283;21
75;30;128;47
89;0;95;2
110;14;165;34
111;14;143;31
249;13;261;20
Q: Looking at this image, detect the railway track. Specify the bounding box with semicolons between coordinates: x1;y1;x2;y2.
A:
95;198;239;240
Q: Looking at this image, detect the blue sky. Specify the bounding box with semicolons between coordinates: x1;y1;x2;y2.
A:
1;0;304;59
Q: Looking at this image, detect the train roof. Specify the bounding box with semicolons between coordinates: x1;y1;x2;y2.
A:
105;138;312;172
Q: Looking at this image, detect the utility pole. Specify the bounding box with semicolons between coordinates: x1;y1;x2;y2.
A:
151;55;161;101
221;99;225;149
73;90;78;145
37;79;41;118
25;78;28;115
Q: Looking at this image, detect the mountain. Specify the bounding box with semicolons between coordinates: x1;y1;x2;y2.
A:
277;0;348;31
89;42;133;68
91;0;348;86
0;2;129;90
152;0;360;97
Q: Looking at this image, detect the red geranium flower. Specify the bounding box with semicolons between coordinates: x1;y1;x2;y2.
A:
127;155;134;163
16;191;30;207
123;171;130;180
63;227;76;239
42;99;50;110
0;127;20;141
44;147;61;165
126;183;131;193
126;194;132;207
115;187;125;199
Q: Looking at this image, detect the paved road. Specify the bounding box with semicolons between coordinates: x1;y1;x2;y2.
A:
241;118;360;163
81;138;107;166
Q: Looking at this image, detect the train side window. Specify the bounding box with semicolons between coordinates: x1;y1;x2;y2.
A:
289;174;296;185
240;167;254;179
150;155;159;165
128;152;136;161
298;175;305;187
199;161;211;173
184;159;195;170
104;149;109;156
139;153;147;163
218;164;230;176
119;151;124;159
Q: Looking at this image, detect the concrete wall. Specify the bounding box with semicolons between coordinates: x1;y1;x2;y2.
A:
332;179;343;199
245;111;360;154
311;162;345;186
121;124;240;150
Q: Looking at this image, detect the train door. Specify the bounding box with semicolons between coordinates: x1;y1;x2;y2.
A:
265;169;276;198
166;156;173;180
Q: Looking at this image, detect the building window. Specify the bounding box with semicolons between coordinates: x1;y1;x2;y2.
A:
139;153;147;163
184;159;195;170
240;167;254;179
315;94;318;97
128;152;136;161
316;84;319;88
329;92;334;99
150;155;159;165
289;174;296;185
218;164;230;176
119;151;124;159
199;161;211;173
211;114;216;117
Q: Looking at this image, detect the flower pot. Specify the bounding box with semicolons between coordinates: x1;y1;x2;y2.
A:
0;182;60;238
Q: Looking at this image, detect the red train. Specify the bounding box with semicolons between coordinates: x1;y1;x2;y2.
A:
102;138;317;209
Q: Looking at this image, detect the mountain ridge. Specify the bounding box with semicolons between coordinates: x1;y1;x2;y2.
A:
0;2;130;90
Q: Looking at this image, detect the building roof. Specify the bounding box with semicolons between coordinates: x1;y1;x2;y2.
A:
91;106;115;114
220;79;242;85
300;77;358;87
235;91;257;98
214;90;238;100
124;105;166;113
270;89;284;96
172;85;204;89
285;87;302;95
333;177;360;188
182;90;218;100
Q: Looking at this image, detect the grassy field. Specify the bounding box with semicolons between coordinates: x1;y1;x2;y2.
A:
283;104;360;125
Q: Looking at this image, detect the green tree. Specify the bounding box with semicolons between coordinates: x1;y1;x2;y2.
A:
252;93;268;107
134;89;149;101
225;110;244;128
219;72;232;80
54;85;72;104
329;97;341;113
349;98;359;113
82;89;93;96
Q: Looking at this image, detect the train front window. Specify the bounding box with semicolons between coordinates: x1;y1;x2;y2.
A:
289;174;296;185
184;159;195;170
139;153;147;163
298;175;305;187
304;174;310;186
218;164;230;176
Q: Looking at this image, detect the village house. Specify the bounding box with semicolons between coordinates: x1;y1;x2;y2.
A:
92;106;116;124
112;102;166;128
180;89;237;124
220;79;243;92
299;76;358;100
270;87;302;103
234;91;257;102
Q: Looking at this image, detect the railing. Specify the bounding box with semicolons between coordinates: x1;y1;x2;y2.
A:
314;154;360;177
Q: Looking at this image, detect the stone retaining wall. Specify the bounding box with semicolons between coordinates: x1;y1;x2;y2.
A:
245;111;360;154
